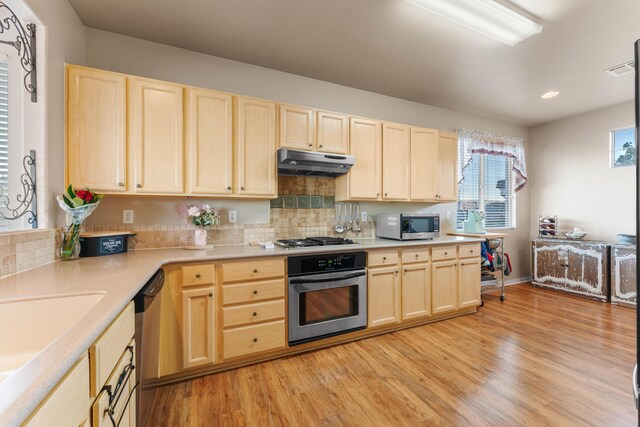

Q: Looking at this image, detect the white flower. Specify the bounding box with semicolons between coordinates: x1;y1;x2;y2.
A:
187;206;201;217
202;204;212;213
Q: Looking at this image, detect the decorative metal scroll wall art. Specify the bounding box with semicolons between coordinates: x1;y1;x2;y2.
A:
0;1;36;102
0;149;37;228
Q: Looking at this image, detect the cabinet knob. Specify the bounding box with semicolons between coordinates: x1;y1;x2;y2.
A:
384;193;388;196
395;270;398;276
253;290;258;295
136;184;142;188
227;186;231;190
253;269;258;273
319;144;323;148
308;143;313;147
241;186;245;190
470;250;474;253
382;257;386;261
253;338;258;343
253;312;258;317
404;269;407;274
195;273;201;278
118;182;124;187
376;193;380;197
208;292;213;297
444;252;448;255
415;254;419;258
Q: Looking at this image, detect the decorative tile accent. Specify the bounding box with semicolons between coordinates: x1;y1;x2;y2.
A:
323;196;335;208
270;196;283;209
283;195;297;208
311;195;324;209
297;195;310;209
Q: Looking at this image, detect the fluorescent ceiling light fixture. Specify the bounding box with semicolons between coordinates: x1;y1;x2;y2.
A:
405;0;542;46
541;91;559;99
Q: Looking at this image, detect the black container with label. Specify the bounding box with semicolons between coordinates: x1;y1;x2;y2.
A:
79;232;134;257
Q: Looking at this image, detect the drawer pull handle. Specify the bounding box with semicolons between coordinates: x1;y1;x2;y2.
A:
470;250;474;253
253;269;258;273
253;338;258;343
136;183;142;188
253;312;257;317
253;290;258;295
208;292;213;297
227;186;232;190
195;273;201;278
383;257;387;261
415;254;419;258
118;182;124;187
444;252;448;255
241;186;245;190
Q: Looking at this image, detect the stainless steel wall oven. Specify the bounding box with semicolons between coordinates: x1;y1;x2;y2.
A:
288;252;367;345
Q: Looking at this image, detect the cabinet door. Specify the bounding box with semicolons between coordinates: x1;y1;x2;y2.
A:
402;263;431;320
182;286;216;369
432;260;458;314
458;258;481;309
410;127;438;201
129;78;184;194
186;88;233;195
368;266;400;328
66;66;127;192
316;111;348;154
279;104;315;150
348;117;382;200
382;122;410;200
437;131;458;201
235;97;277;197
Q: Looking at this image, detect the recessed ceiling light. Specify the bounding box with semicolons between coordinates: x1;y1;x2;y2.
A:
541;91;559;99
405;0;542;46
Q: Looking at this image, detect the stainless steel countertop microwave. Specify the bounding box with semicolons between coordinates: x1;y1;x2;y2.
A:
376;213;440;240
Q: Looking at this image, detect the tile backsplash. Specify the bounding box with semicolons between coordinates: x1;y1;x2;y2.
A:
0;229;56;278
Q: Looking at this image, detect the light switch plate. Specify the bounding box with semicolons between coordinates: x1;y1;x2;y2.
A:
361;211;368;222
228;210;237;223
123;210;134;224
446;211;452;220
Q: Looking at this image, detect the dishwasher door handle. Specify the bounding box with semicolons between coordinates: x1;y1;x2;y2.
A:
633;364;639;409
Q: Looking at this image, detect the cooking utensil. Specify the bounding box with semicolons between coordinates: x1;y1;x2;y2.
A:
347;203;354;232
353;203;362;233
334;203;344;234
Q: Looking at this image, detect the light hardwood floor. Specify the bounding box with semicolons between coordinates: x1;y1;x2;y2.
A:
146;284;637;426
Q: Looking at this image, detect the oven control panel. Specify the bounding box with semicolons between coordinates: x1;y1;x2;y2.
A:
288;251;366;276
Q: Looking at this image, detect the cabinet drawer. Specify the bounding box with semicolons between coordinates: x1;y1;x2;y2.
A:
368;250;399;267
92;340;136;427
431;246;457;262
182;263;215;287
25;354;90;427
401;248;430;264
223;279;285;305
89;302;134;397
222;258;285;283
223;300;285;328
223;319;285;360
459;244;481;259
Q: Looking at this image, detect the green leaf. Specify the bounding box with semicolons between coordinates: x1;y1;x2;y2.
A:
67;185;76;200
63;193;75;208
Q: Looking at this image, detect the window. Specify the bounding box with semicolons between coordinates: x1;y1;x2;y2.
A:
457;152;516;230
0;58;9;231
610;127;636;168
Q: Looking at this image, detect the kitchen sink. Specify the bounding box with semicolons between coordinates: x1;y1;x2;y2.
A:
0;293;105;382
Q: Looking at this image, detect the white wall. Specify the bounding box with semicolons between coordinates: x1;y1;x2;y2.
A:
25;0;85;228
529;100;635;241
83;28;532;280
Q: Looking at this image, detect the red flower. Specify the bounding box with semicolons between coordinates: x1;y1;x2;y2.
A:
75;189;94;202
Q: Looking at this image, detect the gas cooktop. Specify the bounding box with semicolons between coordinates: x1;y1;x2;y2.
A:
275;236;355;248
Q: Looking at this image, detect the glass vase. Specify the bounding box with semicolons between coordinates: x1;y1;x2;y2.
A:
194;228;208;246
57;196;100;261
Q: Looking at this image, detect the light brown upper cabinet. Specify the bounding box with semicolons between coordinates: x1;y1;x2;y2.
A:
437;131;458;201
410;127;439;201
316;111;348;154
128;77;184;194
382;122;410;200
235;97;277;197
66;66;127;192
335;117;382;201
279;104;315;151
186;88;233;195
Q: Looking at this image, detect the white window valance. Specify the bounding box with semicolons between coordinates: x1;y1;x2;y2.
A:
458;128;528;192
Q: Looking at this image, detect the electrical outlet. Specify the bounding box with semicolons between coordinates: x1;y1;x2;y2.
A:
446;211;452;220
123;210;134;224
361;211;368;222
228;210;237;223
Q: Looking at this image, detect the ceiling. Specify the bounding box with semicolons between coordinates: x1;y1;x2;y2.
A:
67;0;640;127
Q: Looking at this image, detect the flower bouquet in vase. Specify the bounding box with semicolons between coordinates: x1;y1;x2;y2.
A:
182;204;221;247
57;186;103;260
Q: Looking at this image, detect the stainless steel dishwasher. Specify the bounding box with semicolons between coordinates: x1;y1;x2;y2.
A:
134;269;164;427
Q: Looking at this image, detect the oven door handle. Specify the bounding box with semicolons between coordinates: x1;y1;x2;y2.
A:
289;271;366;284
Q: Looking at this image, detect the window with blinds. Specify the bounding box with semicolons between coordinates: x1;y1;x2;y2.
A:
0;59;8;232
456;152;516;230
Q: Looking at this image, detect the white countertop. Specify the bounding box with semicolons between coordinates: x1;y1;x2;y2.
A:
0;236;482;426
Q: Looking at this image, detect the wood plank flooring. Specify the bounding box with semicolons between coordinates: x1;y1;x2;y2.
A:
145;285;637;426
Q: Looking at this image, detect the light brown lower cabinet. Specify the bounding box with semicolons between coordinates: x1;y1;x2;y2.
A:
431;260;459;314
182;286;216;369
222;320;286;360
367;265;401;327
401;262;431;320
458;258;482;309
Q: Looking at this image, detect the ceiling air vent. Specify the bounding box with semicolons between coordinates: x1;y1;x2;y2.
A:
605;60;635;77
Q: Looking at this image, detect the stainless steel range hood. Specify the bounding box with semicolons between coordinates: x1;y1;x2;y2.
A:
277;148;355;178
